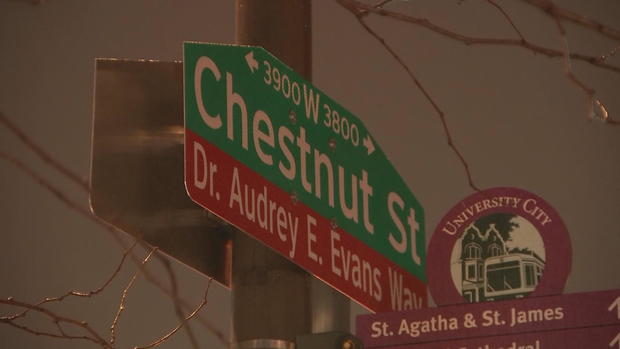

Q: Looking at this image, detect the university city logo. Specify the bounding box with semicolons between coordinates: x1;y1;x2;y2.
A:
453;213;546;303
427;187;571;306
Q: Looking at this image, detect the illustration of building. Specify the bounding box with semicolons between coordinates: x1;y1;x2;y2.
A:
460;223;545;303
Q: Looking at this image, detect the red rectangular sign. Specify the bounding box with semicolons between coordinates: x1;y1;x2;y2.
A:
357;289;620;347
385;324;620;349
186;131;427;312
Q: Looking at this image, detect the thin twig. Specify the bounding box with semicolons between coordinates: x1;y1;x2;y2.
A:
337;0;481;191
4;320;105;346
4;240;138;322
374;0;394;7
109;248;157;345
1;298;111;348
54;321;69;337
359;0;395;17
0;112;90;191
485;0;526;41
553;17;616;124
159;256;200;349
133;278;213;349
0;150;129;246
555;19;596;95
519;0;620;42
598;45;620;63
137;256;229;347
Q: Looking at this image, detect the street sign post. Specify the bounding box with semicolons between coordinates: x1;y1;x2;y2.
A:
356;288;620;347
91;59;234;287
184;42;427;312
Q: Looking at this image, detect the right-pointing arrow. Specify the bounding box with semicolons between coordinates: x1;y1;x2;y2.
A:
363;134;375;156
609;296;620;320
610;332;620;349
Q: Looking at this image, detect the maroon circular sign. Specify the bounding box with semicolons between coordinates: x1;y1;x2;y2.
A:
427;187;571;306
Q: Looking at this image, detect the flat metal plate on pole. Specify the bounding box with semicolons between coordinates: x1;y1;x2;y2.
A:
184;42;427;312
90;59;233;287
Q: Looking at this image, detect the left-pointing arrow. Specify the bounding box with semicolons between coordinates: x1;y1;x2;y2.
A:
245;51;258;73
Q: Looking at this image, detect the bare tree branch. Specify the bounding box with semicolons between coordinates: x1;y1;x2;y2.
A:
54;321;69;337
159;256;200;349
109;248;157;345
554;19;595;94
4;320;105;346
0;112;90;191
0;148;230;346
4;240;138;322
553;18;615;124
1;298;111;348
374;0;393;8
133;278;213;349
138;258;229;347
598;45;620;63
335;0;620;74
358;0;395;17
6;0;46;5
485;0;526;41
0;113;229;345
336;0;620;193
1;246;200;349
1;240;216;349
336;0;481;191
519;0;620;42
0;150;130;248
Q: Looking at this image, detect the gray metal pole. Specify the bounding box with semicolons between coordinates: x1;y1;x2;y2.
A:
233;1;350;348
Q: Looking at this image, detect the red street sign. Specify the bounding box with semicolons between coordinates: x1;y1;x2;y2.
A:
186;132;425;312
383;324;620;349
356;288;620;347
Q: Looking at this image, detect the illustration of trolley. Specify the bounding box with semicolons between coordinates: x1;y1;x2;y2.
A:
484;252;544;301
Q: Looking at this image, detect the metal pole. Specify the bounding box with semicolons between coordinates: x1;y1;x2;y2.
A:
236;0;312;78
233;1;350;348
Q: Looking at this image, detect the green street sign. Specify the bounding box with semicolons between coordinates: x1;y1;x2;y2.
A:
184;42;426;311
